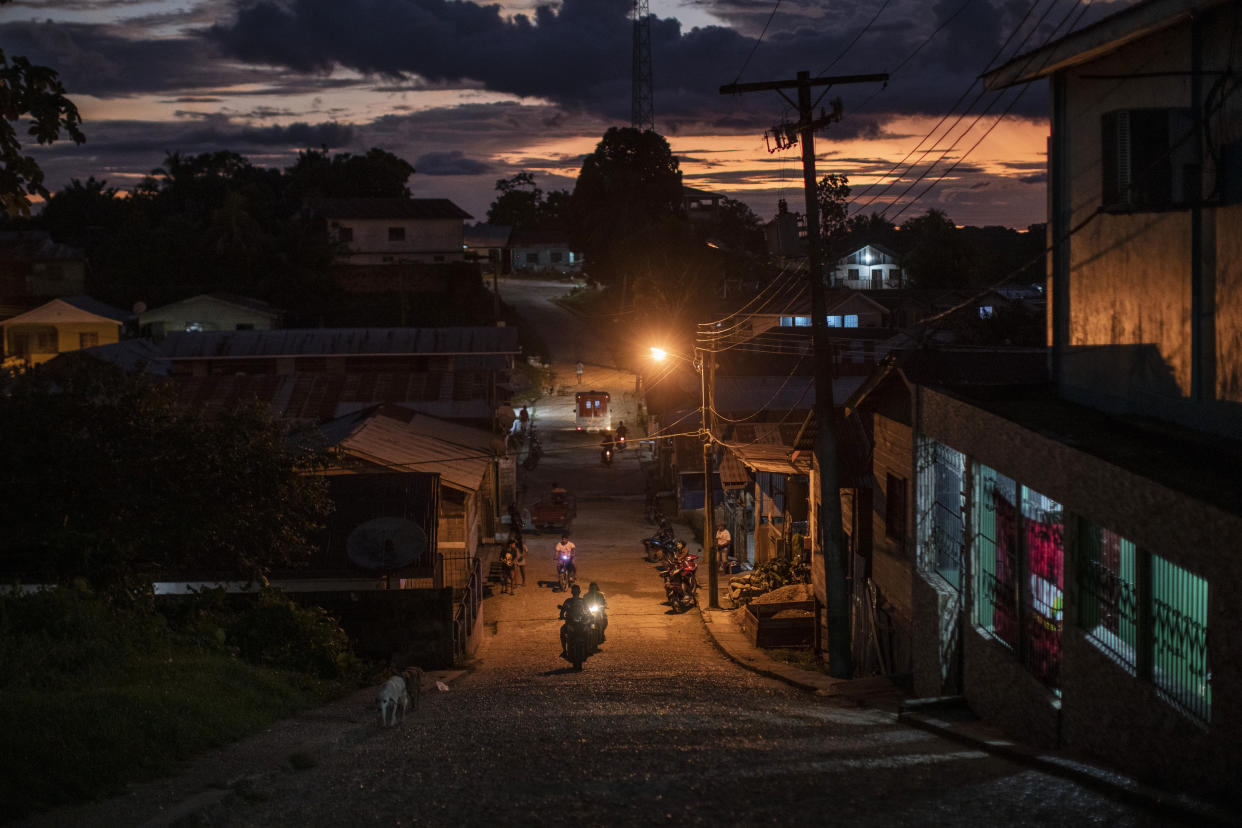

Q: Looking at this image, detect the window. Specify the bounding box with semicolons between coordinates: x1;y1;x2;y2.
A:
338;227;354;243
235;323;255;331
844;315;859;328
847;267;859;278
550;251;563;263
78;332;98;348
525;252;539;265
388;226;406;242
1078;522;1211;723
885;474;907;543
827;315;842;327
916;439;964;589
433;255;445;262
979;305;995;319
972;464;1064;690
1101;108;1196;212
35;332;57;352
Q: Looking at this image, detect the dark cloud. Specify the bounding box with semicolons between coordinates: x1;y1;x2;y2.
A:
414;150;491;176
1019;173;1047;184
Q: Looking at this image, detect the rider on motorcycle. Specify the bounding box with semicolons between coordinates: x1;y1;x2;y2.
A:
555;534;577;584
614;421;628;448
584;582;608;643
559;584;588;653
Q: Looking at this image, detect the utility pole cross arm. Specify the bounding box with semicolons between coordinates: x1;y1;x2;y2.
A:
719;73;888;95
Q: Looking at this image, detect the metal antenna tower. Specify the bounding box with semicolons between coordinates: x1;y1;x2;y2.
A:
631;0;654;131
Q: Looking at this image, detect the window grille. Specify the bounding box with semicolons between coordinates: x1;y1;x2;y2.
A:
973;464;1019;650
1077;522;1211;724
1152;554;1211;723
916;438;965;590
388;226;406;242
1020;488;1063;690
1078;524;1139;671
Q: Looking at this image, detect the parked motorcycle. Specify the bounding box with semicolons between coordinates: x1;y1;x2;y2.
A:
522;427;543;471
642;518;679;562
664;553;700;613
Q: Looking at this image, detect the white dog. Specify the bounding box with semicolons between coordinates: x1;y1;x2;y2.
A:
377;675;410;728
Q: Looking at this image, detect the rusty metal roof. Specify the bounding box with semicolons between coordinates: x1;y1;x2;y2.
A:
158;326;519;359
171;371;495;423
319;405;497;493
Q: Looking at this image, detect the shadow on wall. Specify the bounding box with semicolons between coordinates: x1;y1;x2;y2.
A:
1062;344;1242;438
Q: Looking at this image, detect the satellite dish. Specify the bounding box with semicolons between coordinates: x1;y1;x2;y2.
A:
132;301;147;314
347;517;427;572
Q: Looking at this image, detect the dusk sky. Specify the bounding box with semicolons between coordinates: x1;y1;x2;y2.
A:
5;0;1136;229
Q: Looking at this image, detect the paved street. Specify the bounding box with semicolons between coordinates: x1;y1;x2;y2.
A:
18;279;1195;828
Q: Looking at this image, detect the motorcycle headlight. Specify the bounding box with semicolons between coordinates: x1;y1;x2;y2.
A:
588;604;600;613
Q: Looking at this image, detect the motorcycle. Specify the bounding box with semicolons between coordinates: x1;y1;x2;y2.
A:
586;600;606;650
557;553;576;591
644;532;684;564
664;553;700;613
564;624;589;670
522;427;543;471
600;442;614;466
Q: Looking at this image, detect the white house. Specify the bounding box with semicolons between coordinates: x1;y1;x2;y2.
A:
316;198;473;265
830;243;902;289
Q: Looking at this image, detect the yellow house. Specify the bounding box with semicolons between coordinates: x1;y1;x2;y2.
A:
1;296;128;366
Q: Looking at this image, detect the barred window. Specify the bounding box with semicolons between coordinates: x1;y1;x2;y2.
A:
1077;522;1211;724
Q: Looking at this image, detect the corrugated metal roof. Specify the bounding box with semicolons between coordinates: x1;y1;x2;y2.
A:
320;405;497;493
312;197;473;221
143;293;284;320
720;440;811;476
159;326;519;359
172;371;496;424
464;223;512;247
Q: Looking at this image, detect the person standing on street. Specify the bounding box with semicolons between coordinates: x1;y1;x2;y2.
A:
576;361;584;385
514;539;527;586
715;524;733;572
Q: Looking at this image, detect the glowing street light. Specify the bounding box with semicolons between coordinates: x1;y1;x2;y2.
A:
650;346;668;362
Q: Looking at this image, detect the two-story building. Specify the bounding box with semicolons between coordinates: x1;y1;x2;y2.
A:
857;0;1242;800
830;243;903;289
317;198;473;265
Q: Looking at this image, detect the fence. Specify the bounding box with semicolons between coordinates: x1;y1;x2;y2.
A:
450;556;483;666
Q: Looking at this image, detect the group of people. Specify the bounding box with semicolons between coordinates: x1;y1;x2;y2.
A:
558;581;608;654
499;537;527;594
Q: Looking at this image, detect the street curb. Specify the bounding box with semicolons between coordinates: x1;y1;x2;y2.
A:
697;605;1235;825
898;710;1237;827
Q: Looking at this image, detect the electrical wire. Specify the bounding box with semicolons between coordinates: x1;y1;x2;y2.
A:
849;0;1064;216
817;0;895;76
731;0;785;85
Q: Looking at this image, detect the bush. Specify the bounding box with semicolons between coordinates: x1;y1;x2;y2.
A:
0;582;172;690
225;589;358;678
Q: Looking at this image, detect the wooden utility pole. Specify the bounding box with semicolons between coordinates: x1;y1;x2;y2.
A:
720;70;886;678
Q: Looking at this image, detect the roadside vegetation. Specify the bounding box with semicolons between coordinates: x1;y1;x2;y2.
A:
0;361;370;822
0;582;367;821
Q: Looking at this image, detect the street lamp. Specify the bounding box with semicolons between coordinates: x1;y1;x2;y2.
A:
648;345;720;609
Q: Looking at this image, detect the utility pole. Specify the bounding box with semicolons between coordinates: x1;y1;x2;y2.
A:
720;70;886;678
700;347;719;609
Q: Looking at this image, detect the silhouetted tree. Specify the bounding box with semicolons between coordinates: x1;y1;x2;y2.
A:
569;128;683;290
487;172;569;230
0;0;85;217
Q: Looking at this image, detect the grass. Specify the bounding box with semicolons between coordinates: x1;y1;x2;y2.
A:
762;645;834;676
0;651;356;821
0;587;365;822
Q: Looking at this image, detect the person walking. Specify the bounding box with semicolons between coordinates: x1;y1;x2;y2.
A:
501;544;517;595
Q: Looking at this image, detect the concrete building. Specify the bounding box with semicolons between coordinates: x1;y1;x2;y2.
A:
858;0;1242;800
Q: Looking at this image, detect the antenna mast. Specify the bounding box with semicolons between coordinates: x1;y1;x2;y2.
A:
631;0;654;131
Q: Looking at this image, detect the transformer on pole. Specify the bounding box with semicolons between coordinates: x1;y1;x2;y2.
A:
631;0;654;132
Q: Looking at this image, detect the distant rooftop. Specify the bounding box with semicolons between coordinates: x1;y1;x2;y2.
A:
312;197;473;221
157;326;520;360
